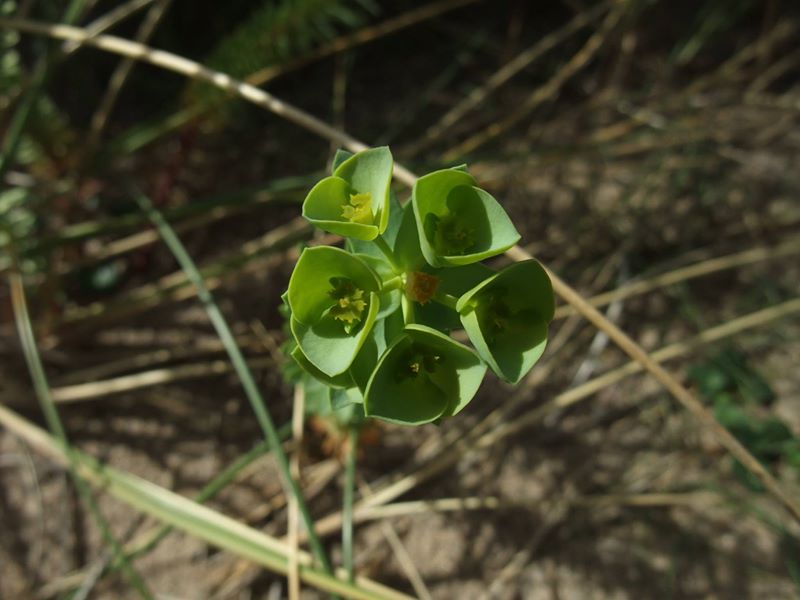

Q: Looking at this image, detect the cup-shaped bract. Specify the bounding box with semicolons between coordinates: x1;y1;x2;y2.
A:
302;147;393;241
412;168;521;267
364;324;487;425
288;246;381;376
457;260;554;384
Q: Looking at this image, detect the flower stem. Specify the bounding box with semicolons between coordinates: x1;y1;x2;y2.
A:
433;291;459;310
402;294;415;324
381;275;404;293
373;235;401;272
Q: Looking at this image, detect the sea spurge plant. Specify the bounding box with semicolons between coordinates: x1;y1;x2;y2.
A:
286;147;554;426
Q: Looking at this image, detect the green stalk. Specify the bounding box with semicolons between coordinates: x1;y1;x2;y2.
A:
7;267;153;599
373;235;401;273
135;192;334;575
433;291;459;310
343;426;360;582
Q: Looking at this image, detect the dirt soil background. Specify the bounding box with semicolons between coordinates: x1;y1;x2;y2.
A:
1;0;800;598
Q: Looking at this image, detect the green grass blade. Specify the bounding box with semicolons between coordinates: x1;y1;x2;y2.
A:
343;426;360;581
0;405;414;600
7;268;154;599
134;191;335;575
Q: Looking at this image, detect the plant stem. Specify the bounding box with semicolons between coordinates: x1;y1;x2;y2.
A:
373;235;401;272
401;294;415;324
343;426;360;582
381;275;404;293
433;291;459;310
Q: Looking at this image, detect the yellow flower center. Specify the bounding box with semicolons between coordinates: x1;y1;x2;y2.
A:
329;278;368;333
341;192;374;225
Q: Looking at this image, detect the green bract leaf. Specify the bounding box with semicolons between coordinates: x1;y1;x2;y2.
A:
364;324;486;425
291;346;354;389
302;147;393;240
288;247;381;375
331;148;354;172
412;168;521;267
457;260;554;384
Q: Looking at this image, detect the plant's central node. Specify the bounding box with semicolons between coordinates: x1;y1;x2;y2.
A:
341;192;373;225
329;277;367;332
433;214;475;256
406;271;440;305
397;343;442;381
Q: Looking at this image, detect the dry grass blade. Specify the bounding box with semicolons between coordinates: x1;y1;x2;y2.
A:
246;0;484;88
62;0;156;54
49;355;272;403
488;296;800;443
85;0;172;150
554;239;800;319
0;404;414;600
510;245;800;524
406;0;610;155
442;2;627;161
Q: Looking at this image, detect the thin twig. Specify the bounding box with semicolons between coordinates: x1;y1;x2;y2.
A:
442;2;627;161
554;238;800;319
50;355;273;403
84;0;172;150
405;1;609;155
358;479;433;600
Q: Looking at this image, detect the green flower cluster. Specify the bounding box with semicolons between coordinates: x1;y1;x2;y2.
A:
285;147;554;426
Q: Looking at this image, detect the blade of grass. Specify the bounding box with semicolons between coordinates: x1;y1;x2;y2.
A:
39;427;291;598
0;404;414;600
83;0;172;156
6;265;153;599
343;426;359;582
288;385;305;600
133;191;334;575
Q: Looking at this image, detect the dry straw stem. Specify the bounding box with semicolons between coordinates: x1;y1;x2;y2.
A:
244;0;483;88
62;0;156;54
442;1;627;161
406;0;610;156
85;0;172;149
3;16;799;525
0;404;414;600
358;479;433;600
486;296;800;444
553;238;800;320
49;355;273;403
